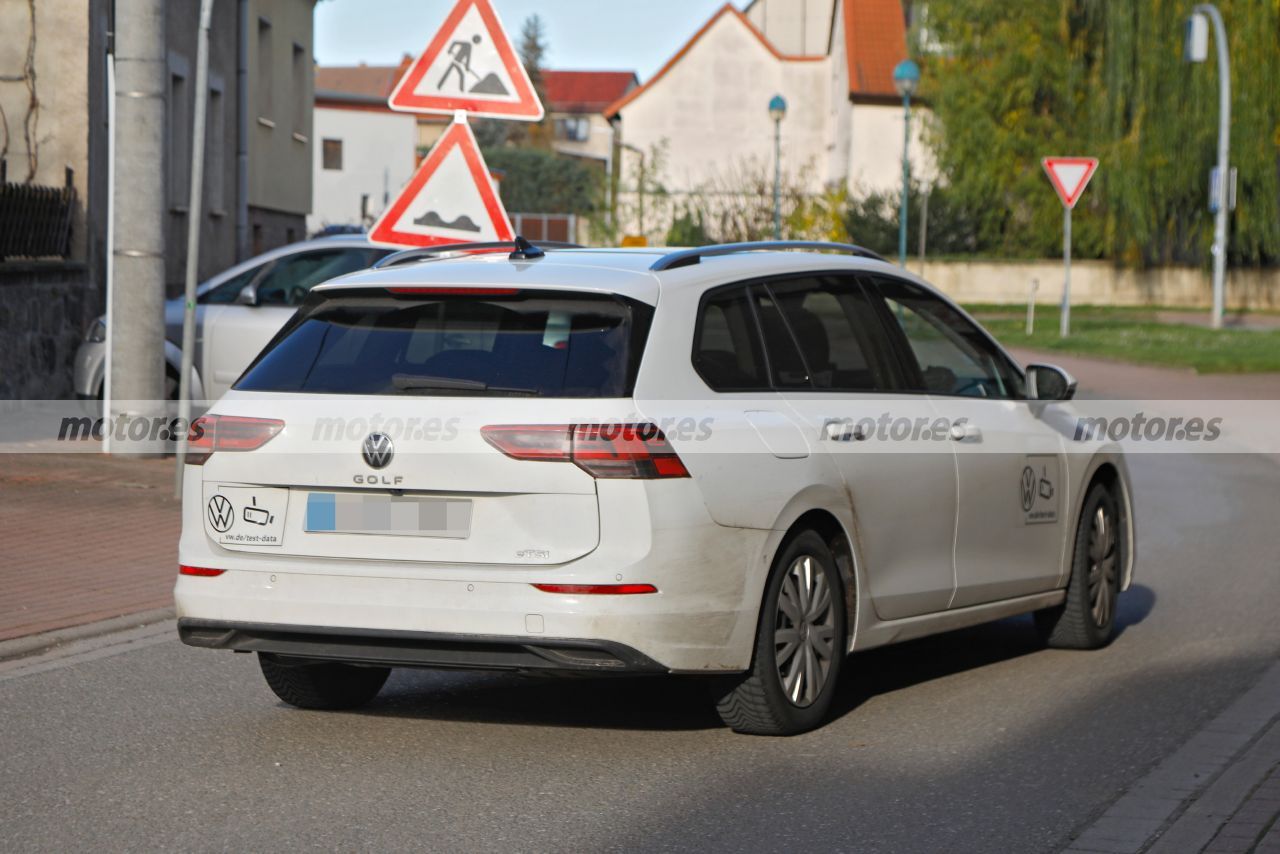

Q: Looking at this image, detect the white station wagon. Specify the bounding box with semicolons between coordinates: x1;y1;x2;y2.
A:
176;240;1135;735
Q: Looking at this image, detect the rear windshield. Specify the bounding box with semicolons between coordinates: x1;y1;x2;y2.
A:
235;289;653;397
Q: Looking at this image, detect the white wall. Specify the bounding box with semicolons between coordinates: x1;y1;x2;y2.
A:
746;0;835;56
309;106;417;231
848;102;935;197
615;11;831;226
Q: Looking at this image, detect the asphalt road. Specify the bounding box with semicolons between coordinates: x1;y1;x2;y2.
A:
3;451;1279;853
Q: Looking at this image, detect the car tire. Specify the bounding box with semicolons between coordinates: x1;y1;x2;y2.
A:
1035;483;1123;650
714;530;846;736
258;653;390;710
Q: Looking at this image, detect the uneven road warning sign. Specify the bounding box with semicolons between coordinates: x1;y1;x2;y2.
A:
369;118;514;248
388;0;544;120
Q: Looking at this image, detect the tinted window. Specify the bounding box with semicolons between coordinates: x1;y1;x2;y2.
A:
872;278;1024;399
751;288;811;389
236;290;652;397
255;249;377;306
764;277;894;392
692;287;769;391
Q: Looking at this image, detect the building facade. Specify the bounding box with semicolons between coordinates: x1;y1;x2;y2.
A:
606;0;933;241
0;0;315;399
308;91;418;232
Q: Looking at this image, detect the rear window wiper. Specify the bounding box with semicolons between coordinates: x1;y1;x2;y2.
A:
391;374;539;396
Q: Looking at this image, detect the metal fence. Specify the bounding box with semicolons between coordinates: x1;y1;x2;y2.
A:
0;162;77;261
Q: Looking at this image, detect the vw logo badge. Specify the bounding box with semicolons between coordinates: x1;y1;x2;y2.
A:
362;432;394;469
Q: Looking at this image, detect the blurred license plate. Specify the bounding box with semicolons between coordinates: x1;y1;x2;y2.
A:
305;493;472;538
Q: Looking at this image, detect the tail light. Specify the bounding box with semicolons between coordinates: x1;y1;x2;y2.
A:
179;564;225;577
532;583;658;595
186;415;284;465
481;423;690;479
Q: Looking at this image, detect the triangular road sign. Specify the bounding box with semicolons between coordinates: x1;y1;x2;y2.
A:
388;0;544;121
369;119;513;248
1042;157;1099;210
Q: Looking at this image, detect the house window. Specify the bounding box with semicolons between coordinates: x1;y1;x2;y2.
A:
291;42;306;137
257;17;273;121
555;116;590;142
168;71;190;209
322;139;343;170
206;85;225;213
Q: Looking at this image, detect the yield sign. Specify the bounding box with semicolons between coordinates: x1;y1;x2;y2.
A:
388;0;544;121
1041;157;1099;210
369;119;513;248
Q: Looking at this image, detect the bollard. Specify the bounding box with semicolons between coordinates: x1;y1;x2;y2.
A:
1026;278;1039;335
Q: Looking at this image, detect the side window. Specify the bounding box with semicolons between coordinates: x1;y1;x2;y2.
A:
764;276;896;392
692;287;769;391
199;264;265;304
255;249;374;306
750;287;810;388
871;277;1025;399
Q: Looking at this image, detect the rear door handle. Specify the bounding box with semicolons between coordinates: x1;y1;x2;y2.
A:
949;422;982;442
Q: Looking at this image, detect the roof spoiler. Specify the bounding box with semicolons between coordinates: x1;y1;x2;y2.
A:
372;237;584;269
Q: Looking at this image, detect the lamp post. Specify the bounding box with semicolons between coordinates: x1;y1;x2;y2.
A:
1184;4;1231;330
769;94;787;240
892;59;920;268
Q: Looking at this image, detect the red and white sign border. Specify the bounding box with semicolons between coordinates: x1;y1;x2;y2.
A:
368;118;514;249
1041;157;1099;210
387;0;544;121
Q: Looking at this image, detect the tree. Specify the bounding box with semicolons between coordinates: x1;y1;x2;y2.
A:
473;14;552;149
922;0;1280;266
483;147;601;215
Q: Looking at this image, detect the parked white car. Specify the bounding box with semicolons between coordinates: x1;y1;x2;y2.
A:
176;240;1134;735
73;236;391;401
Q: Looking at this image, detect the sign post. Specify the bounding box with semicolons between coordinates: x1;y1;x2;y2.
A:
1041;157;1098;338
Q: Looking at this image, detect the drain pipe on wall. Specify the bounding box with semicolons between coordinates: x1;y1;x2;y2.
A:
235;0;249;260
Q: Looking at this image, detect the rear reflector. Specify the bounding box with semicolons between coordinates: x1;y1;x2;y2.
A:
532;583;658;595
481;423;690;479
179;565;225;577
387;287;521;296
187;415;284;465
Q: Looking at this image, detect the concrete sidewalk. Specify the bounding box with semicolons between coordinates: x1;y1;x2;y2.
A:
1063;660;1280;853
0;452;178;644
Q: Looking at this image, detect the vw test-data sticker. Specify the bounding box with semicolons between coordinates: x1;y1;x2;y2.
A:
202;485;289;546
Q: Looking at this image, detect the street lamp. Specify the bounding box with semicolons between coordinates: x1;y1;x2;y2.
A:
893;59;920;268
1184;4;1231;330
769;94;787;240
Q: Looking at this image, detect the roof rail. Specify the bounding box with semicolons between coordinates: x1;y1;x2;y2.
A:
649;241;887;272
372;237;583;269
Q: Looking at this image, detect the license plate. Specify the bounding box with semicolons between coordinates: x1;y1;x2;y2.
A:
305;493;472;538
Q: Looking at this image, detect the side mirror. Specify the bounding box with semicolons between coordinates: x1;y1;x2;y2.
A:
1026;363;1077;401
235;282;259;307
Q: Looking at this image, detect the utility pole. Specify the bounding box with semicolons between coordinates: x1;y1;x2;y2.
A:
110;0;168;449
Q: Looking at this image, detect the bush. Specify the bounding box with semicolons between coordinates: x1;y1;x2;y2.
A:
482;148;601;215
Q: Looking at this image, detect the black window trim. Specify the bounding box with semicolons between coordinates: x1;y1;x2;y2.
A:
690;270;911;395
860;272;1029;401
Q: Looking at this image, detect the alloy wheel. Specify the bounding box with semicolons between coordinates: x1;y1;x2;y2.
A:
774;554;837;708
1087;505;1118;628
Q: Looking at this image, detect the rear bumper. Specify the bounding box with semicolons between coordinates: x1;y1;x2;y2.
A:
178;618;667;674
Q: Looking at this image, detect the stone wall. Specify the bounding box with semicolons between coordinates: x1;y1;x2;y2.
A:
917;259;1280;310
0;263;98;399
